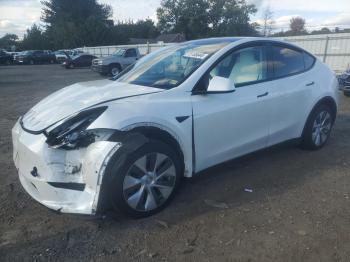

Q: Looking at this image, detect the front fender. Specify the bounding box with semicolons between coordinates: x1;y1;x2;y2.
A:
88;101;193;177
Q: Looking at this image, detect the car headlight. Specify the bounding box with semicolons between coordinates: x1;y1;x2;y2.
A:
45;106;107;149
98;60;103;65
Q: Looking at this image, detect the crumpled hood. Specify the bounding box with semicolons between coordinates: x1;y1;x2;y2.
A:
21;79;161;132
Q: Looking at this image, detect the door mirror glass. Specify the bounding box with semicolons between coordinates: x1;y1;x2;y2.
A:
207;76;236;93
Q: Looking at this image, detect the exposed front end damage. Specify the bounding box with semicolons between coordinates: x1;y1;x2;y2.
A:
12;120;122;215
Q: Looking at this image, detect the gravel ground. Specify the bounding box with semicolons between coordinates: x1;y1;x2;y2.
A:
0;64;350;262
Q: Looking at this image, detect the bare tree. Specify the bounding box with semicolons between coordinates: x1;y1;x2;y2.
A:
290;17;306;35
261;6;275;37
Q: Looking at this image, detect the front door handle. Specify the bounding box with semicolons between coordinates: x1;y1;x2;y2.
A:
257;92;269;98
306;81;315;86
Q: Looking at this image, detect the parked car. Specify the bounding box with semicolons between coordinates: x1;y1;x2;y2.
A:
7;51;19;60
13;51;24;62
0;50;13;65
12;37;339;218
14;50;56;64
338;69;350;97
54;50;70;64
92;47;141;76
62;53;97;69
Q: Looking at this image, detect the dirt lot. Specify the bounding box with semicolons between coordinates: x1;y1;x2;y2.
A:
0;64;350;262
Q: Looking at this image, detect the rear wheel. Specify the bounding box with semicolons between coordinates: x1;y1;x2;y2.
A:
29;60;34;65
107;140;183;218
301;104;334;150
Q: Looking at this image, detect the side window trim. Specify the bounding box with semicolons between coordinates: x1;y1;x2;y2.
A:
193;41;318;94
303;51;316;70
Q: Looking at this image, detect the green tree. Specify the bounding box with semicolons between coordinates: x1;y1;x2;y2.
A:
0;34;19;50
310;27;331;35
132;19;160;39
208;0;258;37
21;24;49;50
41;0;113;48
157;0;210;39
157;0;258;39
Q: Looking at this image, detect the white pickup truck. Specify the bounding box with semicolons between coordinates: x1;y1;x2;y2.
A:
91;47;141;76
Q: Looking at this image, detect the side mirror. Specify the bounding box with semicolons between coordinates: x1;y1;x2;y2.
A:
207;76;236;93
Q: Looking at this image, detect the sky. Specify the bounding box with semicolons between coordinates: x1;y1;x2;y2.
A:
0;0;350;37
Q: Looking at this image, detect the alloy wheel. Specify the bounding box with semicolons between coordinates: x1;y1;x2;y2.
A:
123;153;176;212
312;110;332;146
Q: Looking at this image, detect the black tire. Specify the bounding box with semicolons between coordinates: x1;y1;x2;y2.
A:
69;63;74;69
300;104;334;150
29;60;35;65
106;140;183;218
344;91;350;97
109;64;121;77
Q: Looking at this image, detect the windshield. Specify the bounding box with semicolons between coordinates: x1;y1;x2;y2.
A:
23;51;33;55
117;42;229;89
113;49;126;56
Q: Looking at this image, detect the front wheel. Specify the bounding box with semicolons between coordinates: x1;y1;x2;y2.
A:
301;105;334;150
106;140;183;218
109;65;121;77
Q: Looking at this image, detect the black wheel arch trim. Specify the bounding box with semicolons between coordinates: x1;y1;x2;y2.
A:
301;96;338;138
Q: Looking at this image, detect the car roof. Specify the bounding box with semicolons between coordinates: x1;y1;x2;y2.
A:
186;37;243;45
185;37;293;46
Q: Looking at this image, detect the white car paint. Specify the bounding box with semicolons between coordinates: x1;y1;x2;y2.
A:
12;37;340;215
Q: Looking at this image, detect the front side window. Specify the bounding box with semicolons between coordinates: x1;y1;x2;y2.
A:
118;41;231;89
209;46;268;86
271;46;304;78
113;49;126;57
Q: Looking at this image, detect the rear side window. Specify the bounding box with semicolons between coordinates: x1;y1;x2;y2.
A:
271;46;305;78
303;52;315;70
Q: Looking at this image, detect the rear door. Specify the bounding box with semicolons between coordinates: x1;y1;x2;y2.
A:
267;44;316;146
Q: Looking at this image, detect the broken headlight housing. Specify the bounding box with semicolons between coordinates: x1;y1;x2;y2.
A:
45;106;107;150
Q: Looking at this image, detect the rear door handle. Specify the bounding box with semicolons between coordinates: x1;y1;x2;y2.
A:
306;81;315;86
257;92;269;98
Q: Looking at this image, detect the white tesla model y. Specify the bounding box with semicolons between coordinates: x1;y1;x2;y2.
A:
12;38;339;217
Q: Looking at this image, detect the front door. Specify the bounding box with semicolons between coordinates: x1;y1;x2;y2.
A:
192;44;272;172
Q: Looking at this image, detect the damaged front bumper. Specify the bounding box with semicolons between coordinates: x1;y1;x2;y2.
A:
12;120;121;215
